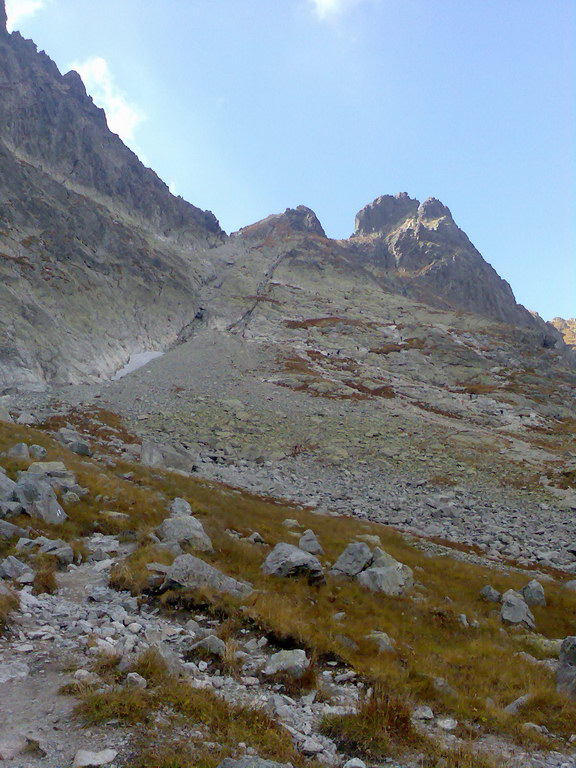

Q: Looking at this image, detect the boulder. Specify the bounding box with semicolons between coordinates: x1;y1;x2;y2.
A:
170;497;193;516
141;440;198;472
13;478;67;525
163;554;252;599
125;672;147;690
261;542;324;582
0;555;32;579
564;580;576;592
500;589;535;630
263;649;310;679
24;461;76;490
218;759;292;768
0;472;16;501
0;661;29;684
0;406;13;423
0;501;23;519
480;585;501;603
0;520;27;539
7;443;29;460
521;580;546;607
188;634;226;658
371;547;399;568
367;631;396;653
67;440;93;457
331;542;373;578
556;636;576;699
156;516;213;552
357;563;414;596
73;749;117;767
299;529;323;555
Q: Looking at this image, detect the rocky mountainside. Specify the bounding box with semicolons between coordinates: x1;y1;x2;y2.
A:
0;3;224;389
0;0;568;390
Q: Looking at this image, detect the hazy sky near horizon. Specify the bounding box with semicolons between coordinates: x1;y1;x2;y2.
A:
6;0;575;320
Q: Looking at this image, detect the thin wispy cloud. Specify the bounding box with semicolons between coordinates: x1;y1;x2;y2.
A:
70;56;145;148
6;0;48;31
308;0;363;21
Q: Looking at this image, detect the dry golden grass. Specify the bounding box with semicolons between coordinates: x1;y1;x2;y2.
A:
0;587;18;635
2;419;576;755
78;648;301;764
321;683;420;759
32;555;58;595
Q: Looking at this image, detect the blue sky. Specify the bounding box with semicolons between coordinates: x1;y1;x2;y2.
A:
6;0;575;320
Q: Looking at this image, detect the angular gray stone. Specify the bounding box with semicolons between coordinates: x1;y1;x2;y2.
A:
0;501;23;519
263;649;310;679
13;478;67;525
521;580;546;607
0;406;13;423
73;749;118;767
67;440;93;457
0;472;16;501
357;563;414;596
299;529;323;555
480;585;501;603
504;693;531;714
125;672;147;689
331;542;373;578
0;661;29;684
23;461;76;490
141;440;198;472
170;497;193;516
0;520;27;539
7;443;29;460
0;555;31;579
371;547;398;568
557;636;576;700
156;515;212;552
189;634;226;658
218;759;292;768
500;589;535;630
261;542;323;582
163;554;253;598
367;631;396;653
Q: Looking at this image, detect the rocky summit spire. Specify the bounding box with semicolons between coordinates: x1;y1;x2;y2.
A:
1;0;8;34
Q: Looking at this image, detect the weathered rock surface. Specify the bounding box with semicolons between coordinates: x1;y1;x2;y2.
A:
0;13;223;387
500;589;535;630
331;542;373;578
261;542;324;582
163;554;253;598
357;563;414;597
156;515;213;552
263;649;310;679
556;636;576;699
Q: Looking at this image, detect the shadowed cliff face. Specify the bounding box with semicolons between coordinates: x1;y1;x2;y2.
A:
0;3;225;388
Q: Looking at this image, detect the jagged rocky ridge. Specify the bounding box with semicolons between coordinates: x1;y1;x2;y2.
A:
0;1;567;391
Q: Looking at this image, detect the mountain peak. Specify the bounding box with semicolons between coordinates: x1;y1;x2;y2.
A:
354;192;419;236
418;197;453;221
236;205;326;240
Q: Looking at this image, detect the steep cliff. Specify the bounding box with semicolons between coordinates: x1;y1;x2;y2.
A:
0;3;224;388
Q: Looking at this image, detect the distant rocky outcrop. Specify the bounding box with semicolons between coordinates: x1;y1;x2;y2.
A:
351;193;555;334
550;318;576;350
